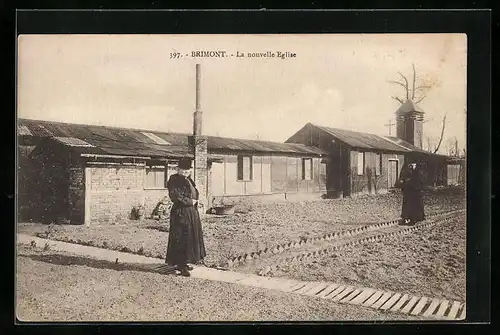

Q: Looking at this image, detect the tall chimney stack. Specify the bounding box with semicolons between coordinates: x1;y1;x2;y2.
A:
190;64;208;213
193;64;202;136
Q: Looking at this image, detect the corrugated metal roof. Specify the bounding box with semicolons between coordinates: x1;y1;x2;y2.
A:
18;118;326;157
18;125;32;136
53;137;95;147
383;136;426;153
310;123;408;153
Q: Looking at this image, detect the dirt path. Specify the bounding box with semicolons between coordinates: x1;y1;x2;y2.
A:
16;245;422;322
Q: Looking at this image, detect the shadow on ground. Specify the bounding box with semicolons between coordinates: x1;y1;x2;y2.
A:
20;253;177;275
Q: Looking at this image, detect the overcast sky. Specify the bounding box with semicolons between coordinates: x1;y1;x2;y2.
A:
18;34;467;154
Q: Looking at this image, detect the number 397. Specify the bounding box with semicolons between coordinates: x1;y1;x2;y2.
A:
170;52;181;59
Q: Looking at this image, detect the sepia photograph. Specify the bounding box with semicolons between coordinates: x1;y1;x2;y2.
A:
16;33;467;322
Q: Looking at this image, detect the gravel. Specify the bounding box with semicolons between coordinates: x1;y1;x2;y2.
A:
16;245;423;322
272;213;466;302
17;191;465;268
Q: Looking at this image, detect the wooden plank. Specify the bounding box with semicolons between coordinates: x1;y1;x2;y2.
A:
447;301;461;319
331;286;355;302
458;304;466;320
380;293;401;310
304;282;330;296
435;300;450;318
283;281;307;293
390;294;409;312
371;292;393;309
401;296;420;314
295;282;319;294
411;297;429;315
362;291;384;307
324;285;346;299
340;288;362;303
422;298;441;317
316;283;339;298
349;288;376;305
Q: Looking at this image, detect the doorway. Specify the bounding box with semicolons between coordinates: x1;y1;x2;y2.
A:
388;159;399;189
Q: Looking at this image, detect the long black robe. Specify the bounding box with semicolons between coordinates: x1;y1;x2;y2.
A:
165;173;206;266
400;168;426;223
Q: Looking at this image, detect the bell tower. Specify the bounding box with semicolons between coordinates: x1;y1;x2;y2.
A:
396;100;424;149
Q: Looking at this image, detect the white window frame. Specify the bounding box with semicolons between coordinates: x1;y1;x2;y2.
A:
357;152;365;175
237;155;253;181
144;165;167;189
302;158;313;180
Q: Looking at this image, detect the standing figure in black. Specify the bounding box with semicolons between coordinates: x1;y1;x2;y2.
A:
399;163;426;225
165;158;206;277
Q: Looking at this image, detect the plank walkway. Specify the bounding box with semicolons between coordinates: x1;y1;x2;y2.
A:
17;233;466;321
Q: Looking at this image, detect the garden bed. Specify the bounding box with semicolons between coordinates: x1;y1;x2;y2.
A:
17;192;465;267
270;213;466;302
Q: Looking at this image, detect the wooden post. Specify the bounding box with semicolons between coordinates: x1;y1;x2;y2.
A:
84;167;91;227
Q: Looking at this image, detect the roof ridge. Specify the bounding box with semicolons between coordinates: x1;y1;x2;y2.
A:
310;122;384;137
379;135;411;152
18;117;188;137
19;118;319;148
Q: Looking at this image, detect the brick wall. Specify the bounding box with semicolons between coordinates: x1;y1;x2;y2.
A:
87;163;171;224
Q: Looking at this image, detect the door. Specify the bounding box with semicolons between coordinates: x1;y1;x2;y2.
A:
388;159;399;189
210;162;225;197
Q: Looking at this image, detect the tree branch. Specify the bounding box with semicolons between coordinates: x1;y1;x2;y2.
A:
388;80;408;91
397;72;410;100
414;95;426;104
391;96;405;104
433;113;447;154
414;85;432;91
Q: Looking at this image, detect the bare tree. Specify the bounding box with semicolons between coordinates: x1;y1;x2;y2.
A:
389;63;448;154
432;112;447;154
389;63;431;105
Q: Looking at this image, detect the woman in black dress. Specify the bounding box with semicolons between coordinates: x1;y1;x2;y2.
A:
165;158;206;277
399;163;426;225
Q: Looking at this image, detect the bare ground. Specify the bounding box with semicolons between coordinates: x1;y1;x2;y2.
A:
16;245;423;322
17;192;465;267
271;213;466;302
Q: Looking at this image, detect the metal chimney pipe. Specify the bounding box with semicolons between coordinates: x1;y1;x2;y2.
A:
196;64;201;112
193;64;202;136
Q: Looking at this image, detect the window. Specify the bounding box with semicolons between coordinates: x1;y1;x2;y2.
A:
302;158;313;180
375;154;382;176
237;155;253;181
357;152;365;175
145;165;166;188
